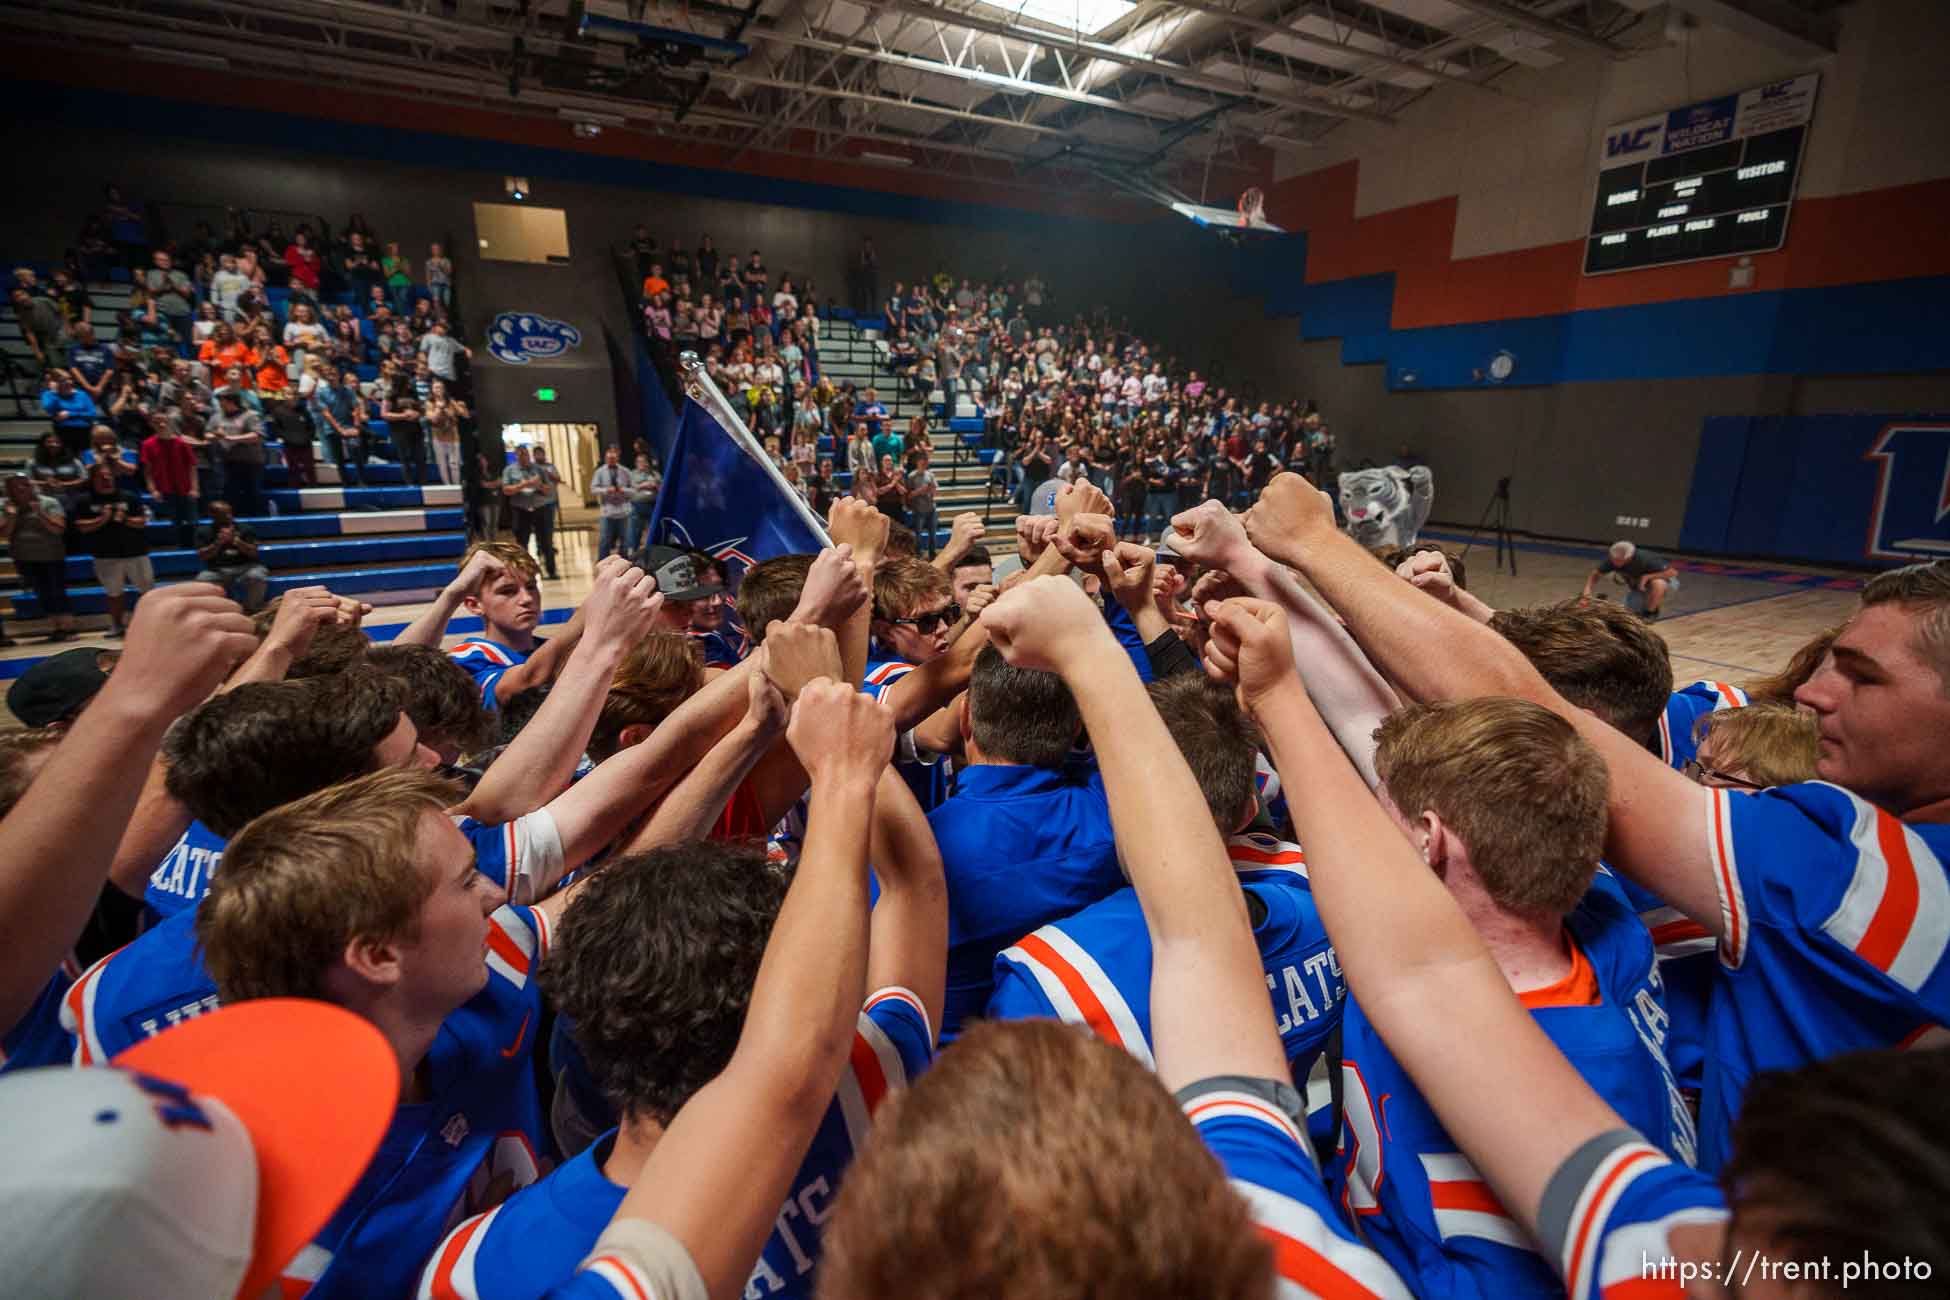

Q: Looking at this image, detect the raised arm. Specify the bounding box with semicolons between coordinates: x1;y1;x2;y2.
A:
1205;597;1629;1247
1243;475;1722;931
453;557;662;824
980;576;1286;1092
534;650;772;883
616;667;789;855
0;586;255;1029
585;680;890;1300
1171;499;1400;786
864;764;948;1037
393;548;503;648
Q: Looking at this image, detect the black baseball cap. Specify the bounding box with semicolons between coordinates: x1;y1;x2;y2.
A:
644;546;724;602
8;648;117;727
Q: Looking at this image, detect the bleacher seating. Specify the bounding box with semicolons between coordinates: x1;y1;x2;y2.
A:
1;270;465;632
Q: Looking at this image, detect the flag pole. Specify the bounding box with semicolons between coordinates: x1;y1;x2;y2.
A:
678;352;834;546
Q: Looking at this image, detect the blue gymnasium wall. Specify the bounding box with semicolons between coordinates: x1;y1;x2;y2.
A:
1680;414;1950;568
1224;236;1950;392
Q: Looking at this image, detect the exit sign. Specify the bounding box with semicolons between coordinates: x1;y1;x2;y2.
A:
534;387;558;402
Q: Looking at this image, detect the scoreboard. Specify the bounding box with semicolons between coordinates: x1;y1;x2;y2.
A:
1584;74;1819;276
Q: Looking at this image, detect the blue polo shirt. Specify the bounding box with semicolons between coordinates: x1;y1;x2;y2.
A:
926;762;1123;1040
41;388;100;429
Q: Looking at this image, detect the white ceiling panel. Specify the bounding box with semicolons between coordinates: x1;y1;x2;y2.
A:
1363;0;1564;67
1127;87;1216;116
1254;16;1469;89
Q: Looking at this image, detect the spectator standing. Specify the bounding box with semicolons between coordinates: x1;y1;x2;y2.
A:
29;431;85;495
381;242;414;315
381;373;426;486
589;445;633;560
65;320;114;406
39;375;99;457
500;444;556;578
82;426;139;489
140;410;199;547
209;390;267;518
68;461;152;638
284;228;322;294
209;254;251;321
906;448;939;556
193;500;269;611
696;233;718;284
310;365;365;487
417;319;471;396
626;449;660;560
341;232;382;301
13;288;69;376
140;250;193;343
0;474;74;642
846;422;876;489
425;242;453;309
424;379;467;488
532;445;564;578
263;389;316;488
474;451;502;539
874;453;908;527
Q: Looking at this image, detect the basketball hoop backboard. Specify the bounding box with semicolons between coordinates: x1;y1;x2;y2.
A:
1170;200;1285;234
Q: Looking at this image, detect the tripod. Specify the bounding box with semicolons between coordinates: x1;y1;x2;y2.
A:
1460;476;1516;576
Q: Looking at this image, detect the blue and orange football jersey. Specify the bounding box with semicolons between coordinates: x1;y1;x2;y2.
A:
989;834;1341;1075
1656;680;1749;771
63;815;560;1065
1698;781;1950;1169
1327;886;1696;1297
449;635;545;711
1;965;76;1075
1181;1075;1415;1300
418;988;934;1300
290;904;554;1298
1537;1130;1726;1300
142;818;229;920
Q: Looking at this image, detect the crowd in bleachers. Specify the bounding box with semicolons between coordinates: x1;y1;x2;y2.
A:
5;196;478;631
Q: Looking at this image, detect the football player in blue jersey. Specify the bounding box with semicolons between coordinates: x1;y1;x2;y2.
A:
988;672;1343;1075
1202;586;1950;1300
419;697;944;1299
820;575;1413;1300
1246;474;1950;1172
399;542;591;711
0;586;255;1077
194;767;574;1298
448;678;901;1300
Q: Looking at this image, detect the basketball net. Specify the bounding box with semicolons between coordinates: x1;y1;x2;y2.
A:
1237;186;1266;230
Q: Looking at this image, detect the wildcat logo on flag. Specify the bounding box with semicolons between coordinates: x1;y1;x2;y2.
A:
647;398;827;587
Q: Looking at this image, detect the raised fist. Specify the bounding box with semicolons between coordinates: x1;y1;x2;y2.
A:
979;574;1111;675
789;678;895;785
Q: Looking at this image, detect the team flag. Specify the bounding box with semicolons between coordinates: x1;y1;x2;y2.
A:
647;392;829;585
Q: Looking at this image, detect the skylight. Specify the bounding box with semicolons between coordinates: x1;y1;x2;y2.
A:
1007;0;1137;36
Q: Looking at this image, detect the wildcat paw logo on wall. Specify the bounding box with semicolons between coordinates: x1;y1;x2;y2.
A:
486;312;583;366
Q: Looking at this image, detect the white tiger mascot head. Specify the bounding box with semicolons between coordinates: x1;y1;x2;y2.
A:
1339;465;1433;550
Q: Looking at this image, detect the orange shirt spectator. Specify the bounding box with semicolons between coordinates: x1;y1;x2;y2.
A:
641;272;670;299
254;344;292;393
199;336;254;379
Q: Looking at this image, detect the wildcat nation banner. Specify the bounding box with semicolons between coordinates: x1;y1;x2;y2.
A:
646;358;831;586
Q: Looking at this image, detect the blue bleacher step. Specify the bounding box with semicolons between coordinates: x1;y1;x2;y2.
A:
12;561;463;618
947;416;985;434
267;484;463;513
136;507;465;544
264;462;448;488
50;531;467;584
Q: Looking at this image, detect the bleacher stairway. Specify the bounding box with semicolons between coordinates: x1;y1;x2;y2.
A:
0;279;464;631
813;318;1021;552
